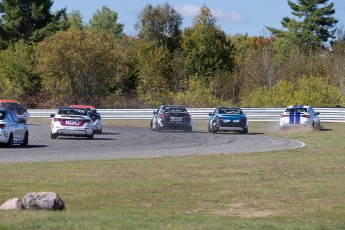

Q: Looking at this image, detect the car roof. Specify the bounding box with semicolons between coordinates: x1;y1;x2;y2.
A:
288;105;310;108
217;106;242;110
160;105;185;108
59;106;87;110
0;100;20;104
69;104;96;109
287;105;310;108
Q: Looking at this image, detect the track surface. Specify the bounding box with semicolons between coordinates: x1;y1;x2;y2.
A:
0;122;304;163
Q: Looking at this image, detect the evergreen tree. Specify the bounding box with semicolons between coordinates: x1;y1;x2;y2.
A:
0;0;67;46
68;10;84;31
267;0;338;49
88;6;123;36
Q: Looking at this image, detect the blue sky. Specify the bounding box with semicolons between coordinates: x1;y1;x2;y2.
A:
51;0;345;37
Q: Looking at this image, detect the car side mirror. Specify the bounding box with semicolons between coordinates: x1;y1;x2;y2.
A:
50;114;55;118
208;113;213;116
153;111;157;115
316;112;320;115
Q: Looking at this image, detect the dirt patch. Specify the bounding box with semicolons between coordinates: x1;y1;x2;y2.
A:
210;201;282;218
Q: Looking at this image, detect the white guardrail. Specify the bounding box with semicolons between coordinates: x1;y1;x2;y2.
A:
28;108;345;122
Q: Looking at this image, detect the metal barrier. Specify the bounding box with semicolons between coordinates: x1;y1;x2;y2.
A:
28;108;345;122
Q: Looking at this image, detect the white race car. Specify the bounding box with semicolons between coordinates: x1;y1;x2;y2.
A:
50;106;94;139
69;105;103;134
280;105;321;129
0;110;29;147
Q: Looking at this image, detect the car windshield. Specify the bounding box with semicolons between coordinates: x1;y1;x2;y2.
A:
59;108;87;116
87;108;97;114
218;108;242;114
286;108;307;113
0;111;6;120
164;107;187;113
0;102;19;107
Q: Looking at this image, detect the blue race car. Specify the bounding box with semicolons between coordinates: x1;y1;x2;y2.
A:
208;107;248;134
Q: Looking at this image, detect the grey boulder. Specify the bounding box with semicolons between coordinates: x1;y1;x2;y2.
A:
23;192;65;211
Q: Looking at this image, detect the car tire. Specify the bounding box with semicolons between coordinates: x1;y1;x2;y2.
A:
211;124;217;134
184;126;192;132
208;124;212;133
51;133;58;139
156;123;162;132
242;128;248;134
313;121;321;130
21;131;29;146
87;133;94;139
150;120;155;131
6;133;13;147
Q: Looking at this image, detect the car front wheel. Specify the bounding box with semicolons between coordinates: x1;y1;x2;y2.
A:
21;131;29;146
6;133;13;147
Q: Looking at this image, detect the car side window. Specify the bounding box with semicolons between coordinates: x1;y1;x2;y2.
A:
10;112;19;123
6;112;14;122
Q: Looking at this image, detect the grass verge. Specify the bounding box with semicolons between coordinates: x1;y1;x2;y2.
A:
0;120;344;229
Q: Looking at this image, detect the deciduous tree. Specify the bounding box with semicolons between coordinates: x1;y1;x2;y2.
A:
135;2;182;52
182;5;234;84
36;30;129;106
0;41;38;100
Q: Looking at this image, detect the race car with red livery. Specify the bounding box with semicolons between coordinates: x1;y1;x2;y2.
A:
279;105;321;129
0;100;30;123
69;105;103;134
50;106;94;139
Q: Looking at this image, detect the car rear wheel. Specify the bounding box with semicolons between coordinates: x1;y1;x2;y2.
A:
51;133;58;139
208;124;212;133
184;126;192;132
313;121;321;130
87;133;94;139
150;120;156;131
211;123;217;134
21;131;29;146
6;133;13;147
242;128;248;134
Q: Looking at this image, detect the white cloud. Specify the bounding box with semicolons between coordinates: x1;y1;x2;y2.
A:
176;4;244;22
176;4;200;18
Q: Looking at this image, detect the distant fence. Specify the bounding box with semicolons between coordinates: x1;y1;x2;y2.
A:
28;107;345;122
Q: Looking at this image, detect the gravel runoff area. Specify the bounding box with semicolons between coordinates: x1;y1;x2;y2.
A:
0;122;305;163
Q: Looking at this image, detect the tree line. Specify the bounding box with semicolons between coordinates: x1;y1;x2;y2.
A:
0;0;344;109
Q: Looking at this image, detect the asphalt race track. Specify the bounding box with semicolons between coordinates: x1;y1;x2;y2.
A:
0;122;305;163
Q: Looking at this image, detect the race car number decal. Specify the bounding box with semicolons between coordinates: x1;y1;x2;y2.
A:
61;120;85;126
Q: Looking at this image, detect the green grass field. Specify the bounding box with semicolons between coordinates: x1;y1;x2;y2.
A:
0;120;344;230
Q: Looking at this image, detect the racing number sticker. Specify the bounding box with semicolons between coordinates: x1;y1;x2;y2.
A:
65;120;82;126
